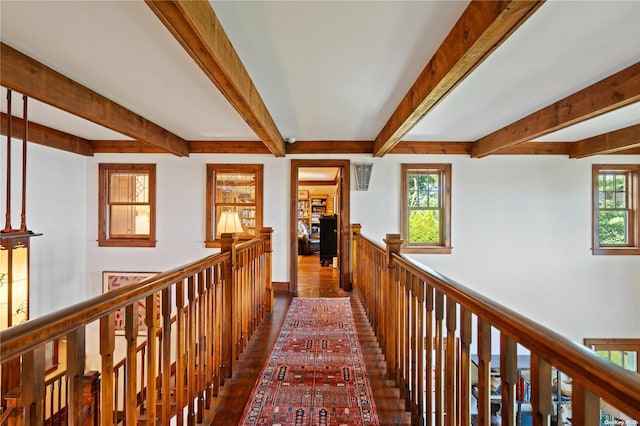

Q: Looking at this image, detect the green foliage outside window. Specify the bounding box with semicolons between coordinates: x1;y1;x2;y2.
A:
598;173;628;245
408;172;442;244
408;210;440;243
598;211;627;244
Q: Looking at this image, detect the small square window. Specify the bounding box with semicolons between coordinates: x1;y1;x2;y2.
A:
98;163;156;247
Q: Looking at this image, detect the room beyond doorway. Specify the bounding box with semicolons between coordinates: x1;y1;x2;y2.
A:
290;160;351;295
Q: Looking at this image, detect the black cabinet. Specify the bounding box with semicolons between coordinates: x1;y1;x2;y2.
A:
319;215;337;264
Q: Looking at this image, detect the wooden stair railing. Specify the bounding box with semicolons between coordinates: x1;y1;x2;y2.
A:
0;371;98;426
351;225;640;425
0;228;273;425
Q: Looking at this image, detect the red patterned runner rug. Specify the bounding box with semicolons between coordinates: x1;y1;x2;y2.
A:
240;297;378;425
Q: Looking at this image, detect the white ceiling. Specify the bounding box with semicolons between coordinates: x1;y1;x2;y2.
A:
1;1;639;149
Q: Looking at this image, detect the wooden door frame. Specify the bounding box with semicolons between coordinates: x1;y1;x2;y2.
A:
290;159;351;294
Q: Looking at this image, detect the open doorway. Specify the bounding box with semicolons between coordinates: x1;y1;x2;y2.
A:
290;160;350;295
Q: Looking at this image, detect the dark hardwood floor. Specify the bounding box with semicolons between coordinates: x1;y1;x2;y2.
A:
205;253;409;425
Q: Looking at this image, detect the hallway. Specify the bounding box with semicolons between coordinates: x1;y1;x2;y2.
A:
207;254;410;425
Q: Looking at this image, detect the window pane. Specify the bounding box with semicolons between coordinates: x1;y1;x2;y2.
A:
239;207;257;235
598;210;628;245
624;351;637;372
110;173;148;203
110;205;151;236
409;210;440;244
413;173;439;208
408;175;419;207
418;190;427;208
604;192;614;209
216;172;256;204
605;174;614;191
609;351;624;367
614;190;626;208
428;174;440;208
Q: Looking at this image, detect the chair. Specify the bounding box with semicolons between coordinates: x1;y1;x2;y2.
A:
297;221;320;255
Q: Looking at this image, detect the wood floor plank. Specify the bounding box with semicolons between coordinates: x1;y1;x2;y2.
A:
203;253;409;425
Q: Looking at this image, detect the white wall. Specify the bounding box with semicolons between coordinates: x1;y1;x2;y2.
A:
84;153;293;299
9;145;638;344
0;141;87;317
356;154;640;342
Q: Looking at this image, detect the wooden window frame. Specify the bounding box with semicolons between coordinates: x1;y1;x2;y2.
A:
584;338;640;373
401;163;452;254
592;164;640;255
205;164;263;248
98;163;156;247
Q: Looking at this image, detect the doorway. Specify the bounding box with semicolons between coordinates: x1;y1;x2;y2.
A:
290;160;350;295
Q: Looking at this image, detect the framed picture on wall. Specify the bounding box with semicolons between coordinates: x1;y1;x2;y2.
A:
102;271;160;335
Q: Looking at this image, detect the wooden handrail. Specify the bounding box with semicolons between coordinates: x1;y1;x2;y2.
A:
0;251;230;363
392;252;640;420
352;228;640;424
0;231;272;425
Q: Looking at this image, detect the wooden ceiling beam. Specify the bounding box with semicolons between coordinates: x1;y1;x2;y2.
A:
497;142;571;156
389;142;472;155
286;141;373;155
94;138;640;156
1;112;94;156
372;0;544;158
146;1;286;157
387;141;573;155
189;141;271;154
618;147;640;155
95;140;373;154
569;124;640;158
91;140;167;154
0;43;189;157
471;62;640;158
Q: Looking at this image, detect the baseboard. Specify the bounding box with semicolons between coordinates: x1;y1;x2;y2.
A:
272;281;290;292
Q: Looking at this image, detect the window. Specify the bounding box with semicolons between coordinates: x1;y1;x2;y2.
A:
584;338;639;423
401;164;451;253
592;165;640;255
98;163;156;247
205;164;263;247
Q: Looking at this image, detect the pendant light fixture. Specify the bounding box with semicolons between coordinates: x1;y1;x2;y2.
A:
1;89;42;331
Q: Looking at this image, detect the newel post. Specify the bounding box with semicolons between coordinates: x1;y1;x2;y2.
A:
351;224;361;292
384;233;403;382
260;227;273;313
220;233;237;377
4;388;21;426
83;371;100;426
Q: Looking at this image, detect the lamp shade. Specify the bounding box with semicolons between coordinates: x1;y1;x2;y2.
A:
217;211;245;235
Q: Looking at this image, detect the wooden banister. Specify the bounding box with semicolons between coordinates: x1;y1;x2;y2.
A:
0;231;272;424
0;252;230;362
353;230;640;425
